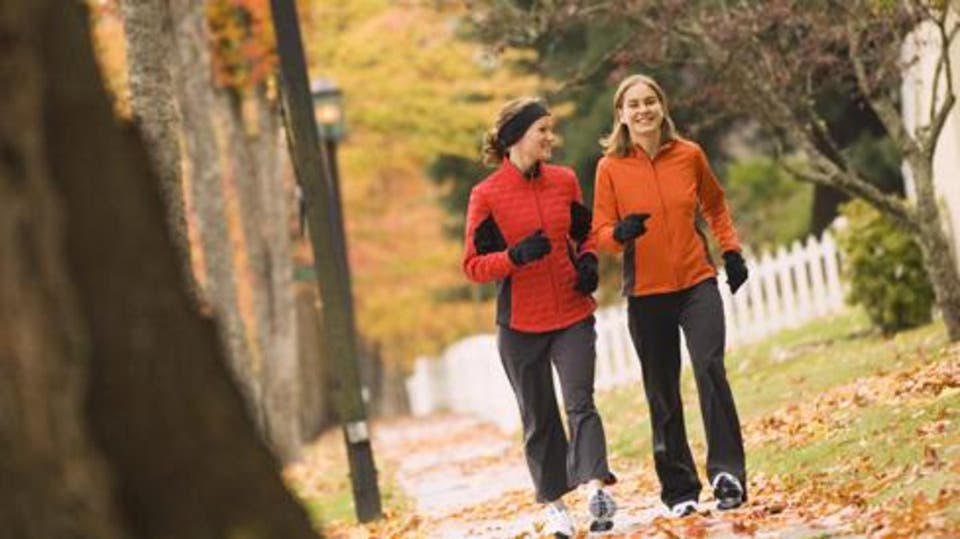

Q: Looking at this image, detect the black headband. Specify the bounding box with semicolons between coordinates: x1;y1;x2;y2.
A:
496;102;549;151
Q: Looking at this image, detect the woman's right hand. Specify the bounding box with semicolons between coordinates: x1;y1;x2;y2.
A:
508;230;552;266
612;213;650;243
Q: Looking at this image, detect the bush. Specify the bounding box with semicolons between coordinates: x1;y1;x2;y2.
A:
835;200;935;334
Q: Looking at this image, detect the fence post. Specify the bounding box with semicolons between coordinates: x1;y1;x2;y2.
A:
746;255;767;337
775;245;797;328
807;235;828;316
791;240;813;325
822;231;845;312
758;250;782;334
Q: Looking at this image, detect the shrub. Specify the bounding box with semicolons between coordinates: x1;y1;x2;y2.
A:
835;200;935;334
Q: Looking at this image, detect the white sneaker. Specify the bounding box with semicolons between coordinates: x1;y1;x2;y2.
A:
543;503;575;537
587;488;617;520
668;499;698;518
712;472;745;510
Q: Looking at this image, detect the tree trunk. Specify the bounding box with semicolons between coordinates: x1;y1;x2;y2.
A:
169;0;264;428
810;184;850;236
250;91;303;460
296;281;334;441
218;87;302;459
2;1;318;537
0;3;123;537
910;158;960;340
118;0;199;302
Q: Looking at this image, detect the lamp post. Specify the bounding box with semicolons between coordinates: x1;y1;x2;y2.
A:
310;80;347;267
307;78;382;522
268;0;382;522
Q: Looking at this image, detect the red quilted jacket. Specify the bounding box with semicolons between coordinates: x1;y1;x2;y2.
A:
462;159;597;332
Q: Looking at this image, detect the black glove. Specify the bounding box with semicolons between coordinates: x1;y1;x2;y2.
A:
723;250;748;294
612;213;650;243
570;202;592;244
473;215;507;255
508;230;551;266
574;253;599;294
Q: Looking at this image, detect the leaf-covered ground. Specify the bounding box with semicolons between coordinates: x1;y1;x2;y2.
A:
287;311;959;537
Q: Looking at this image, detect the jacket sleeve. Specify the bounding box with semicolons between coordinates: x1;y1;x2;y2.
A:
570;170;597;258
696;147;742;253
462;188;515;282
592;159;625;254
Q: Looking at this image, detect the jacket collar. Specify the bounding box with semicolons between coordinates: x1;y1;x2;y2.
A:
628;137;677;160
500;157;542;181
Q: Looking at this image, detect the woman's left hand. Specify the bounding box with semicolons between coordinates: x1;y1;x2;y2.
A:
722;251;748;294
574;253;599;294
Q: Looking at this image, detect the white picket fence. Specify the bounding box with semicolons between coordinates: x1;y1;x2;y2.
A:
406;231;847;432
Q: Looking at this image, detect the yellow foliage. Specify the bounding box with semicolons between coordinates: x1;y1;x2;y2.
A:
300;1;540;365
206;0;277;92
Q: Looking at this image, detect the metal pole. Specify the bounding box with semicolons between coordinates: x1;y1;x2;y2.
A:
267;0;382;522
323;139;349;276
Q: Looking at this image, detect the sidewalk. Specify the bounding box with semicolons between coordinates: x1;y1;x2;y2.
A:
372;414;843;538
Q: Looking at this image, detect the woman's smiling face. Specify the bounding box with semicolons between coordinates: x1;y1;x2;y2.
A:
619;82;664;140
513;115;556;163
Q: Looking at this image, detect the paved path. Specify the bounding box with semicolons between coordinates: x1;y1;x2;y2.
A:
373;414;848;538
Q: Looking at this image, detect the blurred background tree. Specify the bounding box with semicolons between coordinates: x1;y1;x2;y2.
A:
298;0;539;372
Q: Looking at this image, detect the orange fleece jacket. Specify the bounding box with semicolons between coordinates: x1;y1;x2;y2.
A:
592;138;741;297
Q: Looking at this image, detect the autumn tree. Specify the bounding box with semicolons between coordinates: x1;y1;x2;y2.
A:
469;0;960;340
117;0;303;458
1;1;317;536
299;0;539;373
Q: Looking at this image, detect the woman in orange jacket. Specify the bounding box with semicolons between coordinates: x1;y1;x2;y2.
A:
462;97;617;536
592;74;749;518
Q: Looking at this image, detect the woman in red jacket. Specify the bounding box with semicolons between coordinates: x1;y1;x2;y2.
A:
462;97;617;536
592;74;749;518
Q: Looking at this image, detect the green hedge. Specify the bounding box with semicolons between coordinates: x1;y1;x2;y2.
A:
835;200;934;334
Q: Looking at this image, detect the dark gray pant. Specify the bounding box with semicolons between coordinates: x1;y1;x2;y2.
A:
627;278;746;506
497;316;615;503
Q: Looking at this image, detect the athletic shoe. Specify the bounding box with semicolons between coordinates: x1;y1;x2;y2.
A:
668;499;698;518
587;488;617;520
543;503;574;538
712;472;744;510
587;488;616;533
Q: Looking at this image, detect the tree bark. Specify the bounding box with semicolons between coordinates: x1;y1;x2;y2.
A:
118;0;199;302
250;91;302;459
169;0;265;428
296;281;334;440
218;87;302;459
2;1;319;537
908;157;960;340
810;184;850;237
0;3;123;537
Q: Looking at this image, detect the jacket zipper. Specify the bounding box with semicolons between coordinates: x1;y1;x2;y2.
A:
647;150;681;289
531;178;560;315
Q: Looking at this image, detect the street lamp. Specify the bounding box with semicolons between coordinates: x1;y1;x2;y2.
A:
311;79;345;143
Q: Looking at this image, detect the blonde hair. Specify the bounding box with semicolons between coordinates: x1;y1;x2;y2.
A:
600;74;677;157
481;96;550;166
